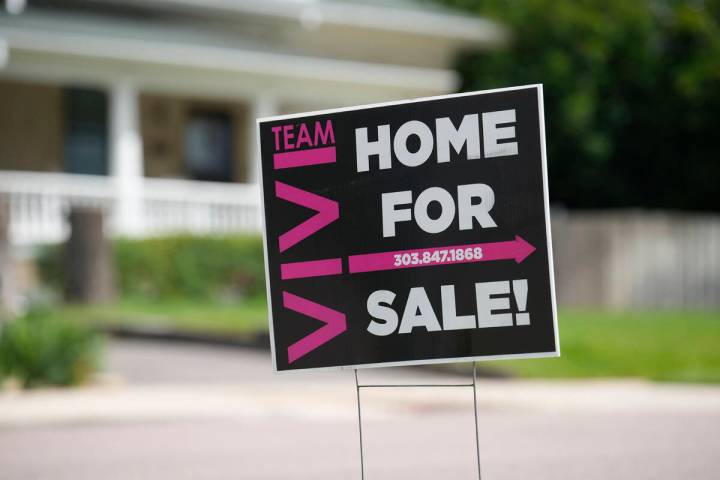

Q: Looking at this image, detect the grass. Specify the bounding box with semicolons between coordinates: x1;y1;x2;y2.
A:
492;310;720;383
48;296;269;337
47;301;720;383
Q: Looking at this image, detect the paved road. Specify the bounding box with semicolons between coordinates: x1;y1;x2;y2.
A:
1;339;719;479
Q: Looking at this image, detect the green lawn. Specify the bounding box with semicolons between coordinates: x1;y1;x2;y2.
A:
49;297;269;336
49;301;720;383
493;310;720;383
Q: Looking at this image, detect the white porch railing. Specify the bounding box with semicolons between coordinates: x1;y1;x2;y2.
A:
0;171;261;245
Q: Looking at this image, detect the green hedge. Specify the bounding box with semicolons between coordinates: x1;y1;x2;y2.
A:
0;311;101;388
37;234;266;301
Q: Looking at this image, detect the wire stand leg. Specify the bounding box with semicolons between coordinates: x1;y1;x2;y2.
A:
472;362;482;480
354;369;365;480
353;364;481;479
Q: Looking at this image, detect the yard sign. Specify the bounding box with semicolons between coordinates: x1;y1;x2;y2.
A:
258;85;559;372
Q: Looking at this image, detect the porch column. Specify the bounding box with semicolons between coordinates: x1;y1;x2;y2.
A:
247;94;277;185
110;82;144;236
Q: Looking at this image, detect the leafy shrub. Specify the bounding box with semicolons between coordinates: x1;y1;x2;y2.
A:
115;234;265;299
37;234;266;301
0;311;101;388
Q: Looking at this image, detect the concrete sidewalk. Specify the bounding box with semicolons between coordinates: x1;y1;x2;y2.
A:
1;377;719;428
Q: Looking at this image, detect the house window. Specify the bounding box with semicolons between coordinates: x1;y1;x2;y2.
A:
184;110;234;182
64;88;108;175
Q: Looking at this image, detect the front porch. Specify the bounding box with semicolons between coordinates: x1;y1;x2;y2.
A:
0;171;260;245
0;78;268;245
0;1;499;246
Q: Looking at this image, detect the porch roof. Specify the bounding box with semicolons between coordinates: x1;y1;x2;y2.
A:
120;0;506;44
0;14;453;92
0;1;504;100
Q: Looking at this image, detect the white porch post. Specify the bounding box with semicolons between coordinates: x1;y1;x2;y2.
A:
110;82;144;236
247;94;277;185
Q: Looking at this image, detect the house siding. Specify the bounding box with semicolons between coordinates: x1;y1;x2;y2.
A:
0;79;64;173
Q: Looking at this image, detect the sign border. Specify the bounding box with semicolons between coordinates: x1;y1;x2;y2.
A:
257;84;560;373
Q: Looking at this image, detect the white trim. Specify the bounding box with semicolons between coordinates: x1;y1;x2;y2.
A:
258;84;560;373
0;171;262;245
537;84;562;358
0;62;424;115
0;37;8;68
248;95;278;185
275;351;560;375
123;0;506;44
256;119;279;372
110;81;144;236
3;27;458;92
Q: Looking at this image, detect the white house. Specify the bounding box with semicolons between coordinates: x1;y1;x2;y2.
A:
0;0;504;245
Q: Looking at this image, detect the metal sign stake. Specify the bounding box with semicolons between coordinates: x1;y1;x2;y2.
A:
353;362;482;479
354;368;366;480
472;362;482;479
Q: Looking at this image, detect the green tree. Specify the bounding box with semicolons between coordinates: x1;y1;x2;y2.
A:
441;0;720;210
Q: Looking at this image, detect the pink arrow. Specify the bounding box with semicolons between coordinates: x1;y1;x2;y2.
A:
347;236;536;274
481;235;536;263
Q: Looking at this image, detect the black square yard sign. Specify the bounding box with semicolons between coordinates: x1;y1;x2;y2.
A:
258;85;559;372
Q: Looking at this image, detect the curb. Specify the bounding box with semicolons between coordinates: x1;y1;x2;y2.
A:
99;325;271;351
98;325;509;378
